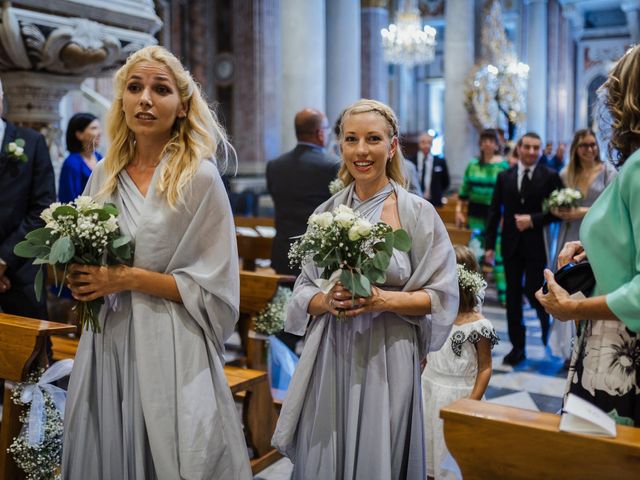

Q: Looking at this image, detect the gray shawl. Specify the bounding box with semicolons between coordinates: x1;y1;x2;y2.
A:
285;180;458;357
82;159;251;479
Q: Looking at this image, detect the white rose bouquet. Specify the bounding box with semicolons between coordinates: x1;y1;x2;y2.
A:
13;196;133;332
288;204;411;301
543;188;583;212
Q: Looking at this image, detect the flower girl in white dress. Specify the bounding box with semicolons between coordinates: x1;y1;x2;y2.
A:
422;245;499;479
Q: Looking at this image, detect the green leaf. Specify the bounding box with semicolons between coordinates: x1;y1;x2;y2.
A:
103;203;119;216
34;267;43;302
49;236;75;264
52;205;78;219
14;138;25;147
32;257;50;265
25;227;53;243
13;240;41;258
110;242;132;260
358;274;372;297
384;231;394;254
86;209;111;221
393;229;411;252
340;269;356;297
372;250;391;270
112;235;130;249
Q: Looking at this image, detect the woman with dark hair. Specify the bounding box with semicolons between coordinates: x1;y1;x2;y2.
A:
456;128;509;304
547;129;617;362
58;113;102;202
537;45;640;426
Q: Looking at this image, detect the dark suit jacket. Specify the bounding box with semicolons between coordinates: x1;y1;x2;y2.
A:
0;121;55;286
485;163;562;260
266;144;339;275
408;154;450;207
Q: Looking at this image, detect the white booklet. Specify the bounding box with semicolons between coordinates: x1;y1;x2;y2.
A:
559;393;617;437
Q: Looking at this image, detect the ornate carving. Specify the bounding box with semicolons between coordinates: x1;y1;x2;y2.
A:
33;19;121;74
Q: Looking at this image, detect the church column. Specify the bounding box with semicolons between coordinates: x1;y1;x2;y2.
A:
361;0;389;103
326;0;360;127
622;1;640;43
524;0;548;140
233;0;281;174
443;0;475;186
280;0;326;151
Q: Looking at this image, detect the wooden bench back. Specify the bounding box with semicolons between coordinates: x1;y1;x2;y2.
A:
441;398;640;480
234;216;275;228
445;224;472;246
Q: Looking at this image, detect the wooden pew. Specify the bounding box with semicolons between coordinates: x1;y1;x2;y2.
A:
0;314;76;480
239;270;295;371
445;224;473;246
234;216;275;271
441;398;640;480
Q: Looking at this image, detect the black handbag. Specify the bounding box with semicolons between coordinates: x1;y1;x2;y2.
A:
542;261;595;296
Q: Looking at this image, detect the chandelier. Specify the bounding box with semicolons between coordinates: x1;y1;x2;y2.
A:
464;0;529;139
380;1;437;67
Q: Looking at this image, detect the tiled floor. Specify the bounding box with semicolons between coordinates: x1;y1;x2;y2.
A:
255;293;571;479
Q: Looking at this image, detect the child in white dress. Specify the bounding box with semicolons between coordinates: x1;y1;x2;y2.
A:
422;245;499;479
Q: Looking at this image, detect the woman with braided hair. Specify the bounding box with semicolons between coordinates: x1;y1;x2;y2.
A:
272;99;459;479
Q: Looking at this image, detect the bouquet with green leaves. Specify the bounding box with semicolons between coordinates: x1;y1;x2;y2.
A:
543;187;583;212
14;196;132;332
289;204;411;301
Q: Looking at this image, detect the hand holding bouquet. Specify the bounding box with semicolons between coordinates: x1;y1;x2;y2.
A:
289;204;411;307
14;196;133;332
543;188;586;222
543;188;583;212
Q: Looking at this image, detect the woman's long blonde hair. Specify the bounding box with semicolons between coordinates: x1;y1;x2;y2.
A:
98;45;234;207
336;99;406;188
565;129;600;190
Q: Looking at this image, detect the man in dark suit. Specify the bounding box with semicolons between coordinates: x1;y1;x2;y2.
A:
0;78;56;320
267;108;339;275
485;132;562;366
408;132;450;207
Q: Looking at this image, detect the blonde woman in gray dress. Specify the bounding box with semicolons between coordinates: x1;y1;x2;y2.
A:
272;99;458;479
62;46;251;479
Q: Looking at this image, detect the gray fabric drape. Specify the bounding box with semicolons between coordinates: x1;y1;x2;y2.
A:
272;180;458;479
62;159;251;480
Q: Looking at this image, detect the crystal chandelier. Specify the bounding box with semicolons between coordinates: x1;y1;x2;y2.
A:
380;1;437;67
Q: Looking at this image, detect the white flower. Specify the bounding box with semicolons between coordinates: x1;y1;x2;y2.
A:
335;204;355;216
311;212;334;228
14;146;23;156
348;219;372;241
7;142;16;153
75;196;96;210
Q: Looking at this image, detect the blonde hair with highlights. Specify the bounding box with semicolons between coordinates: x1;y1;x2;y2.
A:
599;45;640;166
98;45;234;207
336;99;406;188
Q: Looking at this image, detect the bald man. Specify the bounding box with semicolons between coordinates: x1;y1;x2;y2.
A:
408;132;450;207
267;108;339;275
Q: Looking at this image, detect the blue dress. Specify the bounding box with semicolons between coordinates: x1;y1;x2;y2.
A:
58;151;103;202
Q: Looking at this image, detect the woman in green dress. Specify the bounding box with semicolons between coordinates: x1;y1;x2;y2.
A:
536;45;640;426
456;129;509;304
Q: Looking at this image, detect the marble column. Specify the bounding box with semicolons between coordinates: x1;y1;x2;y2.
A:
280;0;326;151
326;0;360;126
622;1;640;43
443;0;475;186
2;72;84;178
524;0;548;140
233;0;281;174
361;1;389;103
